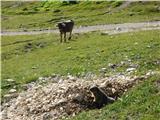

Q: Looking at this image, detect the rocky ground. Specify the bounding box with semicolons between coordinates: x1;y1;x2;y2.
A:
1;69;158;120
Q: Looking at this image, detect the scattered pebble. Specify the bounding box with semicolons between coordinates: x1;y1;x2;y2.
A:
99;68;107;73
101;31;109;35
9;89;17;93
126;68;136;72
66;47;72;50
6;79;15;82
115;27;121;31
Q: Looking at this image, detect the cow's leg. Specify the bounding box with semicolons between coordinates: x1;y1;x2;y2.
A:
60;32;62;43
68;31;72;40
64;32;66;42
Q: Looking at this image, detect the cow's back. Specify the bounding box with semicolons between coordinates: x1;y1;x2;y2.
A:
64;20;74;32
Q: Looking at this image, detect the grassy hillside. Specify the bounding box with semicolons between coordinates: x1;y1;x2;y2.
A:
2;1;160;31
1;30;160;97
1;1;160;119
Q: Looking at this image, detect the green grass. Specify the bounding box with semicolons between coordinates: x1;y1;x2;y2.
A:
1;1;160;118
68;75;160;120
1;30;160;98
1;1;160;31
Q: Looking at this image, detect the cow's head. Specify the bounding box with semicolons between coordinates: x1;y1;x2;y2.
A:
57;22;66;29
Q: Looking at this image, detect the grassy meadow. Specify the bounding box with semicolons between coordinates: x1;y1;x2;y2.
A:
1;30;160;97
1;1;160;31
1;1;160;119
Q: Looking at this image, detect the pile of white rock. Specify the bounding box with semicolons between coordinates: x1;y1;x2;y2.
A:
1;73;150;120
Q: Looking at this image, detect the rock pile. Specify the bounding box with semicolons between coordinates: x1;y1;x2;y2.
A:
1;74;148;120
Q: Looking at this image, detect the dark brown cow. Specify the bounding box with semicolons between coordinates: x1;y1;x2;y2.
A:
57;20;74;42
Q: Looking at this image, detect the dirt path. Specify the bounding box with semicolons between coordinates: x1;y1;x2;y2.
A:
1;21;160;36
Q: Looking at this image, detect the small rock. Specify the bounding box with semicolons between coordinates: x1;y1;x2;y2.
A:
43;113;51;120
120;61;126;66
67;75;76;81
146;71;155;76
99;68;107;73
108;63;117;69
4;93;18;102
111;88;116;94
38;77;44;81
6;79;15;82
32;66;37;69
9;89;17;93
21;84;28;90
101;31;109;35
72;93;84;103
126;68;136;72
4;103;10;108
72;112;76;117
51;73;57;78
84;72;94;80
129;63;138;68
127;59;132;62
56;98;67;106
66;47;72;50
116;27;121;31
58;79;63;84
0;109;8;119
147;45;151;48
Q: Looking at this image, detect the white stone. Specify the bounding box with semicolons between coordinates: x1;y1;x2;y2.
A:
116;27;121;31
101;31;109;35
9;89;17;93
126;68;136;72
6;79;15;82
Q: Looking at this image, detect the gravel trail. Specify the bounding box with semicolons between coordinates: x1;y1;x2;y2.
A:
1;21;160;36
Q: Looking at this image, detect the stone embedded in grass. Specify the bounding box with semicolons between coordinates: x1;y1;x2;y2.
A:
21;84;28;90
101;31;109;35
9;89;17;93
67;75;76;81
108;63;117;69
126;68;136;72
99;68;107;73
38;77;44;81
6;79;15;83
65;47;72;50
51;73;57;78
147;45;152;48
32;66;37;69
